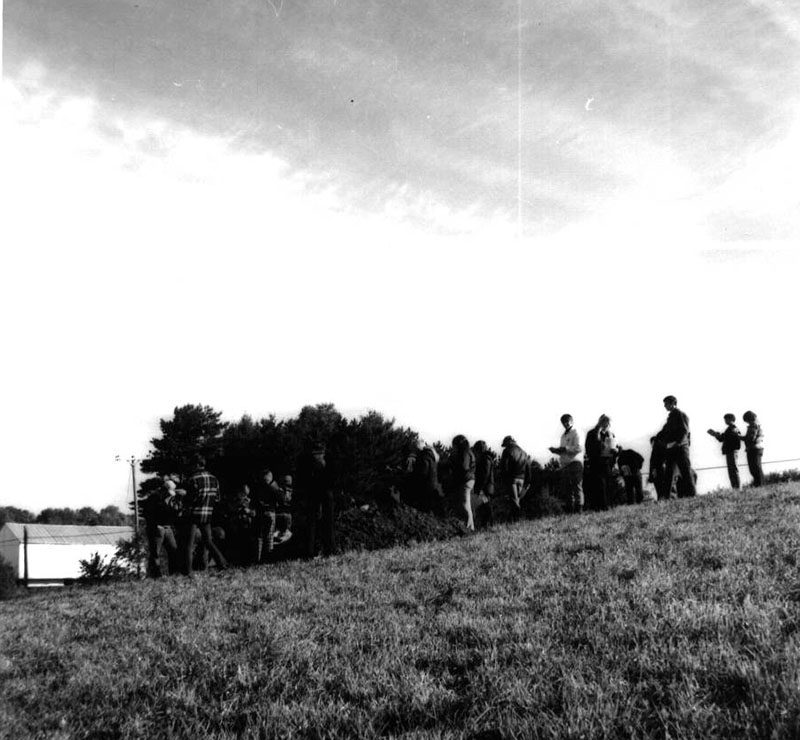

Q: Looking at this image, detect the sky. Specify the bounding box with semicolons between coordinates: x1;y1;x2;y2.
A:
2;0;799;512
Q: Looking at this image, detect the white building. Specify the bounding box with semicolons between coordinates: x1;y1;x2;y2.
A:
0;522;134;586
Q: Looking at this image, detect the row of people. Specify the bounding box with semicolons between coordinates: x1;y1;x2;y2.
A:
404;397;765;527
143;398;766;574
143;444;335;577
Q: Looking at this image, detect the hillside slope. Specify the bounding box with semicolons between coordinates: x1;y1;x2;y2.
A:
2;485;800;739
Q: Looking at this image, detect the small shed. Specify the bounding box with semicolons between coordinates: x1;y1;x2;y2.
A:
0;523;134;586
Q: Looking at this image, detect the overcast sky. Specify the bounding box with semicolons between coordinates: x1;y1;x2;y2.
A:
2;0;799;511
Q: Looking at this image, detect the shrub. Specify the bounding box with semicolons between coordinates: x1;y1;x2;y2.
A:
0;553;17;600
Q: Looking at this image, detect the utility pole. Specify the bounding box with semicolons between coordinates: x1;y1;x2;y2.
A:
129;455;139;533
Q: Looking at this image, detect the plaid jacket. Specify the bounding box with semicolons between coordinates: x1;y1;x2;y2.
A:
186;471;221;523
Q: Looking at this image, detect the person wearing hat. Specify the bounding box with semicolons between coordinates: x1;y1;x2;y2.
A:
296;440;336;557
658;395;696;498
707;414;742;490
741;410;765;487
500;435;529;521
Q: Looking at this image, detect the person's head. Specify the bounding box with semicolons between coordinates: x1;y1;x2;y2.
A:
311;441;326;459
473;440;487;454
501;435;515;448
260;468;274;484
452;434;469;450
415;438;426;451
163;478;177;494
743;410;757;423
191;454;206;471
597;414;611;430
724;413;736;424
560;414;573;430
663;395;677;411
282;474;293;487
236;484;250;499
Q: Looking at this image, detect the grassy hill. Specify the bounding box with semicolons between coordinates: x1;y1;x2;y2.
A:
2;485;800;739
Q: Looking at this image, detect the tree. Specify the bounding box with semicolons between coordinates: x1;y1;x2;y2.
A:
0;506;36;528
140;404;227;477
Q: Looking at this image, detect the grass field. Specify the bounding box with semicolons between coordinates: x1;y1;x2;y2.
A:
3;485;800;739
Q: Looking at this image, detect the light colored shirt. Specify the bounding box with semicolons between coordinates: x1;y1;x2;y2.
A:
560;427;583;467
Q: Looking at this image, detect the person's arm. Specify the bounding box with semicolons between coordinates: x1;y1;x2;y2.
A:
707;429;723;442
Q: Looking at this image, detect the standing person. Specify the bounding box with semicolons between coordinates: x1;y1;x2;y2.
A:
741;410;765;487
274;474;293;545
296;441;336;557
252;468;280;563
449;435;476;531
411;439;444;514
617;448;645;504
707;414;742;490
472;440;495;528
659;395;697;498
142;476;181;578
221;484;256;566
180;455;227;576
500;435;529;521
585;414;617;511
549;414;584;513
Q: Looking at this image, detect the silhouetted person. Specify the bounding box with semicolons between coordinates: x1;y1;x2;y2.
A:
297;441;335;557
449;435;476;531
472;440;495;528
585;414;617;511
617;448;644;504
500;435;529;521
707;414;742;490
410;439;444;514
659;395;696;498
742;410;765;487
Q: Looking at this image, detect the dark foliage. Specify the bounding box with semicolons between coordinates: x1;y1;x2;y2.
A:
0;507;35;529
0;553;17;600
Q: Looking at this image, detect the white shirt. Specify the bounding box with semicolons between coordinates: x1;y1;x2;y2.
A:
560;427;583;467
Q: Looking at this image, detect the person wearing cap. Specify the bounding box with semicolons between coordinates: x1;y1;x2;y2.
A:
658;395;696;498
741;411;765;487
707;414;742;490
549;414;584;513
296;441;336;557
449;435;476;531
500;435;529;521
180;455;228;575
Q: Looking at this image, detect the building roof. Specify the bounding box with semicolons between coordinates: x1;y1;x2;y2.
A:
0;523;134;546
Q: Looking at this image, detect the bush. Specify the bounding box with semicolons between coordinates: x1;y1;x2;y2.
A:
0;553;17;600
764;469;800;485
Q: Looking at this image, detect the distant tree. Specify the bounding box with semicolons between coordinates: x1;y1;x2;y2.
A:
98;506;131;526
140;404;227;477
0;506;36;528
37;508;78;525
77;507;100;525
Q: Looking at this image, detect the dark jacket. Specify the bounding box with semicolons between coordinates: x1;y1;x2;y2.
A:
710;425;742;454
412;447;441;497
474;452;494;496
449;448;476;487
617;449;644;476
661;408;691;447
500;443;529;482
